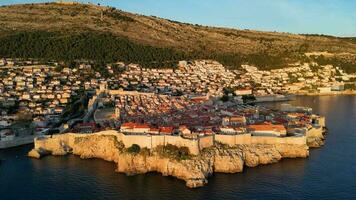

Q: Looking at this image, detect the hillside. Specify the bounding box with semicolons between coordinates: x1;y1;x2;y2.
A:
0;2;355;72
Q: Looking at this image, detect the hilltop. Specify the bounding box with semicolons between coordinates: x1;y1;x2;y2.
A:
0;2;355;72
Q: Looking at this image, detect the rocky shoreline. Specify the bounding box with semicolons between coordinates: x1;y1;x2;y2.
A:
27;132;325;188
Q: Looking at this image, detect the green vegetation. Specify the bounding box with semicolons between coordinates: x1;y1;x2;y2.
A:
156;144;190;160
103;7;135;22
0;30;353;72
0;30;311;70
0;30;188;68
61;95;86;121
221;95;230;102
0;3;356;72
15;110;33;123
288;74;299;83
311;55;356;74
221;87;236;102
139;147;151;157
223;87;237;95
345;83;356;90
309;63;319;72
115;140;125;152
242;95;256;103
127;144;141;154
208;52;289;70
125;145;151;156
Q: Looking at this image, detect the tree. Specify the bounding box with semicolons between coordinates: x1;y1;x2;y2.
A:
221;95;230;102
127;144;141;154
242;95;256;103
15;110;33;123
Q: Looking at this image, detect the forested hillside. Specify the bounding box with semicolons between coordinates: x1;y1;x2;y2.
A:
0;2;355;72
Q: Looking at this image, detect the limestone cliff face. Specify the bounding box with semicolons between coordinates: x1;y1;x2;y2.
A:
29;134;310;188
306;127;327;148
72;135;122;162
117;154;212;188
242;144;309;167
307;136;325;148
211;147;244;173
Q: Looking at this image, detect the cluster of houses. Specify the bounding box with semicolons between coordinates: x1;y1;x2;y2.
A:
107;60;354;99
238;63;351;96
0;59;109;138
114;99;323;139
0;59;351;121
81;89;324;140
0;58;337;143
110;60;239;96
113;93;191;120
0;65;78;114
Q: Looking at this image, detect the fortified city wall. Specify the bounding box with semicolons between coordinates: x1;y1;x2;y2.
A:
215;133;306;146
35;130;308;155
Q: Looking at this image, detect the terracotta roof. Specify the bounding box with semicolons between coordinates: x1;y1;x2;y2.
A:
134;124;150;129
121;122;150;129
179;125;189;130
121;122;136;129
159;126;174;134
229;116;245;122
248;124;286;132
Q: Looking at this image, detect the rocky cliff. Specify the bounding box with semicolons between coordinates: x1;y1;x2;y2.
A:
307;128;327;148
307;136;325;148
29;134;310;188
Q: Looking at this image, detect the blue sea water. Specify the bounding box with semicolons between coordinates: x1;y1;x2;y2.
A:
0;96;355;200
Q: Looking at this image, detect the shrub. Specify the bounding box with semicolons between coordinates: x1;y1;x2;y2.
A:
242;95;256;103
178;147;190;160
103;9;135;22
140;147;151;157
127;144;140;154
221;95;229;102
115;140;125;151
159;144;191;160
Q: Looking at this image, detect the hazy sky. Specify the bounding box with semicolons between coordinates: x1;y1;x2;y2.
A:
1;0;356;37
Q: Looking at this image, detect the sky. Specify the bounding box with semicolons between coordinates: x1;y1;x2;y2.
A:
1;0;356;37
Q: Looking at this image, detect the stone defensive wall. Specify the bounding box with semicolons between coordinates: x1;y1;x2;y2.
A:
215;134;252;146
116;132;214;155
215;133;306;146
251;135;306;145
35;130;306;156
35;131;214;155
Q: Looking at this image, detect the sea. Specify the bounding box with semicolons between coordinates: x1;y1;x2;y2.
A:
0;95;355;200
